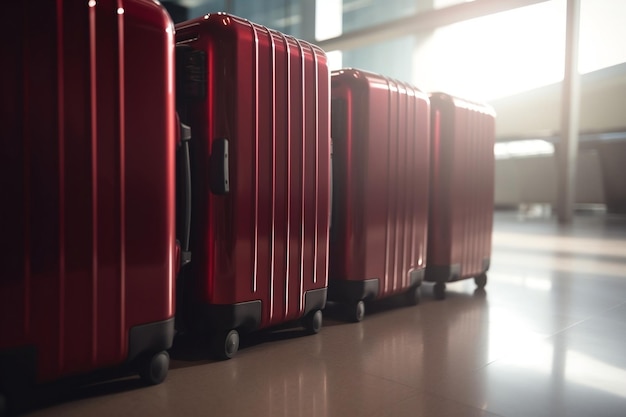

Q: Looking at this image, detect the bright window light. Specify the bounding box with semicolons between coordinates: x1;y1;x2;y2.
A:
578;0;626;74
316;0;343;41
326;50;343;71
434;0;474;9
413;0;566;101
494;140;555;159
414;0;626;101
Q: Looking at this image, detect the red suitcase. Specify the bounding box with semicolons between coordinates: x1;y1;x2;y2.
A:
0;0;177;409
425;93;496;299
175;13;331;359
329;69;430;322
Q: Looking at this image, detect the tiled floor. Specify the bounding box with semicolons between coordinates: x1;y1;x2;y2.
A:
24;210;626;417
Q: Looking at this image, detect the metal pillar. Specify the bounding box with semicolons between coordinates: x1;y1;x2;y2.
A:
300;0;316;42
557;0;581;224
224;0;232;13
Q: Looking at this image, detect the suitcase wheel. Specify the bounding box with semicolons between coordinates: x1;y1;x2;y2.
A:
138;350;170;386
303;310;323;335
405;285;421;306
212;329;240;360
434;282;447;301
347;300;365;323
474;273;487;289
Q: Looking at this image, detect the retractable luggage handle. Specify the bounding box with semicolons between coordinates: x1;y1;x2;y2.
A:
179;122;192;267
175;44;205;268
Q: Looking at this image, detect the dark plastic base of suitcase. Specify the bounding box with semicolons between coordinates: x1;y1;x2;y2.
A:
425;258;490;284
0;345;36;415
128;318;175;363
426;259;490;300
303;288;327;317
206;288;328;359
206;288;328;332
328;278;379;303
426;263;461;284
328;268;424;303
0;318;174;415
328;270;424;322
206;300;263;332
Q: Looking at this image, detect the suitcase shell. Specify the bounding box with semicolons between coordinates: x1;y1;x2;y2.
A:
0;0;177;395
328;69;430;313
425;93;496;298
175;14;330;335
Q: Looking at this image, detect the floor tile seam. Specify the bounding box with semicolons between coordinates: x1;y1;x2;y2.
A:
358;369;423;392
420;387;509;417
465;306;624;375
546;300;626;337
482;299;626;341
462;331;555;375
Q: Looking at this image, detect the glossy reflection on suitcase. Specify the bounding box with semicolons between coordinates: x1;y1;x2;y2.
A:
425;93;496;300
175;13;330;358
0;0;177;406
329;69;430;322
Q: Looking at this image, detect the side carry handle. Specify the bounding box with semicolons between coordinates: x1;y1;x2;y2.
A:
179;122;192;267
210;138;229;195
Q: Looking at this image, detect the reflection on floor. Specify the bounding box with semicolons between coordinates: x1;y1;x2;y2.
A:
24;210;626;417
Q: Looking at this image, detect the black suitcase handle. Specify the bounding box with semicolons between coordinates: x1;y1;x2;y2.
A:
179;122;192;266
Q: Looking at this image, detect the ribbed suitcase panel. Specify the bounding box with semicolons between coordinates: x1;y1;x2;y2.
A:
248;23;328;327
1;0;175;382
457;101;495;278
180;15;329;329
330;70;429;299
427;93;495;281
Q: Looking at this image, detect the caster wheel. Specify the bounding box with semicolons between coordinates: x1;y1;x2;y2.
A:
475;273;487;289
348;300;365;322
139;351;170;385
304;310;323;335
213;329;239;360
433;282;446;300
405;285;421;306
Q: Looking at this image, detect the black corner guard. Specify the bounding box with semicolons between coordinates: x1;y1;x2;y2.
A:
127;317;175;364
303;288;328;317
409;268;425;288
327;278;380;303
425;264;461;284
425;260;489;284
205;300;262;332
482;258;491;272
0;345;37;410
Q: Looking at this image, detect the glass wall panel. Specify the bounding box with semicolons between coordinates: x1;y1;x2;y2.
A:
341;0;417;33
177;0;305;37
342;36;415;82
232;0;303;37
412;0;566;101
185;0;227;18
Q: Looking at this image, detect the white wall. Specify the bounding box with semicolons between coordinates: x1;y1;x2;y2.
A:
491;63;626;139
